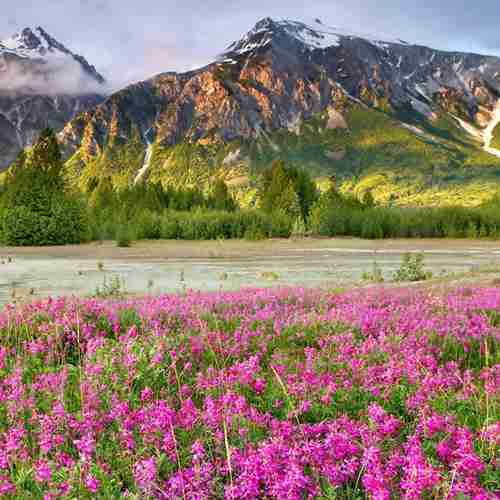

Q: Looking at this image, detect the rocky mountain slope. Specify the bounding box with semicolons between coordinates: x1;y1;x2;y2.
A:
59;18;500;205
0;27;106;169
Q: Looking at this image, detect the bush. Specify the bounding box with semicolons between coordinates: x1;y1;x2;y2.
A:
160;217;179;239
393;253;433;282
2;196;88;246
309;193;500;241
362;261;385;283
244;226;266;241
2;206;42;246
46;196;89;245
116;225;133;247
133;210;161;240
291;216;307;238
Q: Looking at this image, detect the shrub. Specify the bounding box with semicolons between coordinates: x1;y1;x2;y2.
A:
2;196;88;246
160;217;179;239
362;261;385;283
244;226;266;241
116;225;133;247
2;206;42;246
393;253;433;282
46;196;89;245
291;216;307;238
133;209;161;240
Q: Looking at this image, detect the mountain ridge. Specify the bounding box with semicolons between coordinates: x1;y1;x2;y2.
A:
10;17;500;205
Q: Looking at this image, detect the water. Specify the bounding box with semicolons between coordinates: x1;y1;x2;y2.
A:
0;243;498;305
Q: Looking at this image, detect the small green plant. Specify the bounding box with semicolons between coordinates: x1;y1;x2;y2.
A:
291;216;307;238
116;226;132;247
259;271;280;281
93;275;125;298
393;253;433;282
362;261;385;283
244;226;266;241
97;261;104;272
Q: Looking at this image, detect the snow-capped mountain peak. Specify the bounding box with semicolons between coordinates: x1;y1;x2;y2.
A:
222;17;412;59
2;27;61;58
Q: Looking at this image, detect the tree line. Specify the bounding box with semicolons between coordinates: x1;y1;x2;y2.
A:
0;129;499;246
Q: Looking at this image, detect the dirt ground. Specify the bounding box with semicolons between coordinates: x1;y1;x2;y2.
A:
0;237;499;260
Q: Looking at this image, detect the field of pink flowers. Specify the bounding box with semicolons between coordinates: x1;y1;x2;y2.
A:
0;286;498;499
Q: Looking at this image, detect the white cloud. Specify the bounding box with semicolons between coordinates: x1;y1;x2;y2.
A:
0;52;107;95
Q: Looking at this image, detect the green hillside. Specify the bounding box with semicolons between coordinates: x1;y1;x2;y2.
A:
61;104;500;207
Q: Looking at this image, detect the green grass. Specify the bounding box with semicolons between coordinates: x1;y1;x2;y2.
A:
491;122;500;150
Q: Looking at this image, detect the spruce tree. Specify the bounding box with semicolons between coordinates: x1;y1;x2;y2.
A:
260;160;290;213
2;128;87;246
5;128;64;216
211;179;235;211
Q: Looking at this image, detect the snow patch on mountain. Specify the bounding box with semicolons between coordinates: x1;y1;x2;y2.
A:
483;102;500;157
276;18;411;49
222;17;413;60
451;102;500;158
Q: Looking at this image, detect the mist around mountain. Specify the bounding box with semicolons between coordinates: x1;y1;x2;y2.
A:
0;26;107;169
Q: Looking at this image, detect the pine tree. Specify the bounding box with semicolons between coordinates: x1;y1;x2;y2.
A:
4;128;65;216
277;183;302;218
287;166;318;219
28;128;64;188
2;128;88;245
210;179;236;211
260;160;290;213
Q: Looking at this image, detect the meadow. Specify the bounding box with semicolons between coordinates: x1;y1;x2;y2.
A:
0;285;497;498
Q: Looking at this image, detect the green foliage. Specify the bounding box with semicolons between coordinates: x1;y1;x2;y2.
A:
1;206;42;246
115;225;133;247
362;261;385;283
361;190;375;208
133;210;161;240
309;185;366;237
1;131;88;246
259;160;318;219
244;226;267;241
291;216;307;238
93;276;125;298
309;189;500;240
489;122;500;150
393;253;433;282
156;210;292;241
208;179;236;212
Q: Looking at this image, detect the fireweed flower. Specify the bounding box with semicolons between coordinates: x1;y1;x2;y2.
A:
133;457;157;492
34;460;52;483
84;474;100;493
0;286;497;498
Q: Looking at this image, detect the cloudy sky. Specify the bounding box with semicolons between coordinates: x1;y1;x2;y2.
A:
3;1;500;89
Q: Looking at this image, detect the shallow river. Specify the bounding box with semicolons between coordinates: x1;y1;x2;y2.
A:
0;240;498;305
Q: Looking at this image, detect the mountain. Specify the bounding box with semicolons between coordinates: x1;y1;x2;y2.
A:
0;26;107;169
59;18;500;205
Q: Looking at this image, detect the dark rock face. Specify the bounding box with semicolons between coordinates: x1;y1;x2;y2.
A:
59;18;500;163
0;26;106;169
